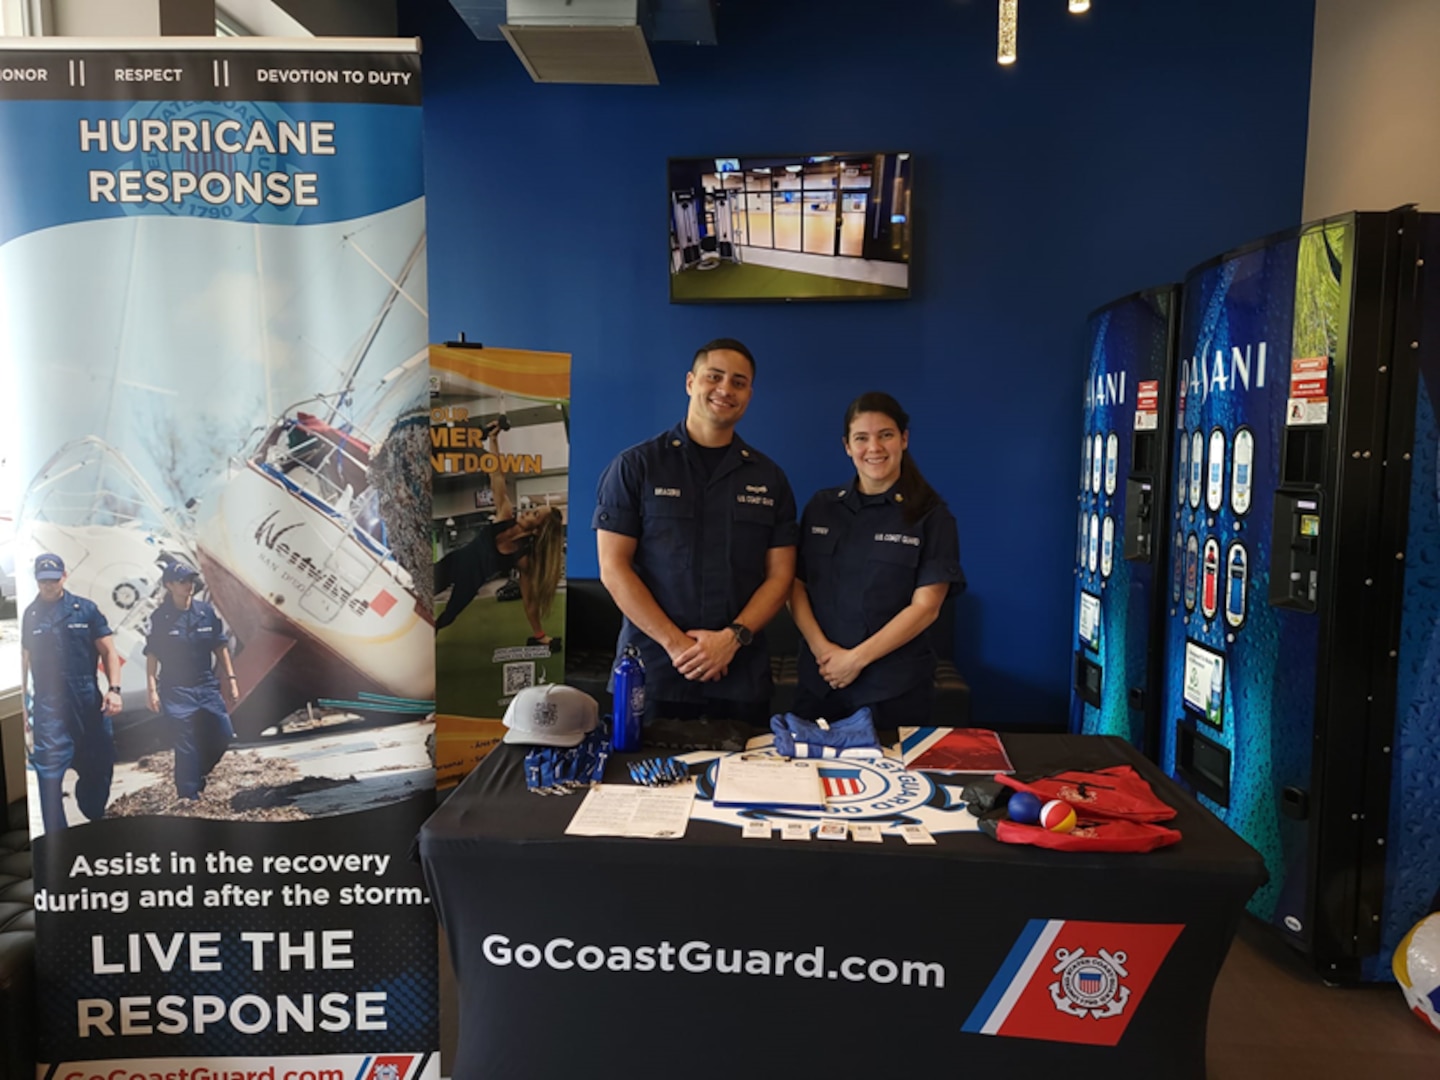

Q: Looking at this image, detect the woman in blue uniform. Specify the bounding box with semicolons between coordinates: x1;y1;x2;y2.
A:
145;558;239;801
790;392;964;729
434;422;565;647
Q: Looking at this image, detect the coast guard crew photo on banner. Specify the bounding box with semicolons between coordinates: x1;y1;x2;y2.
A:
0;38;439;1078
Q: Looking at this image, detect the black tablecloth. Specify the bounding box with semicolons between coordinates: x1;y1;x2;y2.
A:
419;734;1265;1080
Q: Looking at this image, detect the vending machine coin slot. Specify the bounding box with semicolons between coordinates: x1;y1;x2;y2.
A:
1123;477;1153;560
1268;491;1323;613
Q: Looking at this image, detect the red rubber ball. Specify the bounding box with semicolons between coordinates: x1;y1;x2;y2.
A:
1040;799;1078;833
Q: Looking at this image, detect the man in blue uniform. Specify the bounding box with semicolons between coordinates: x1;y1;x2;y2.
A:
595;338;797;725
145;558;239;801
20;553;123;834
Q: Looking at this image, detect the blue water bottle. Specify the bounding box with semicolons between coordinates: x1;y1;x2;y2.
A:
612;644;645;752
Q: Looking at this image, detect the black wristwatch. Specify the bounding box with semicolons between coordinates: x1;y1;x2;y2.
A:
728;622;753;647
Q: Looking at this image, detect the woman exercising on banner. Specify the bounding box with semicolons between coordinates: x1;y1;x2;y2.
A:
433;421;565;648
789;391;964;729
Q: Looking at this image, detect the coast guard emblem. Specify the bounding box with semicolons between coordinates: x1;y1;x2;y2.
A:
685;743;976;833
962;919;1183;1046
361;1056;417;1080
1049;946;1129;1019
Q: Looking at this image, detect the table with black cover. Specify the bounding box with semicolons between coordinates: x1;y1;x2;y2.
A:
419;733;1264;1080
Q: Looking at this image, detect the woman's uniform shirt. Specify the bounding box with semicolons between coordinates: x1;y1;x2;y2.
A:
796;483;963;707
145;598;229;699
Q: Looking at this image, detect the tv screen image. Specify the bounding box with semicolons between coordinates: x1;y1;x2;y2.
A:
668;152;912;302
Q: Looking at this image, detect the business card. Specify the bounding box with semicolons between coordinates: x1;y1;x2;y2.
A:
897;823;936;845
816;819;849;841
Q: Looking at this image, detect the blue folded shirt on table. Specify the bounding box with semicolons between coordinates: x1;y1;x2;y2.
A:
769;708;882;759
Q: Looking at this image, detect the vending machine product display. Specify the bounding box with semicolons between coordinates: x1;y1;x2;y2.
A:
1070;288;1178;754
1159;208;1440;982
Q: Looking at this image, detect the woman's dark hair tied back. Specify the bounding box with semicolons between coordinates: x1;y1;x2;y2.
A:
843;391;938;525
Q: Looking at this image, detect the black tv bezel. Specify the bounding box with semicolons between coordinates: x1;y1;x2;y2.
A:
665;149;915;305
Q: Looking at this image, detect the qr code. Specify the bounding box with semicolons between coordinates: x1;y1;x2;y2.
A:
503;662;536;696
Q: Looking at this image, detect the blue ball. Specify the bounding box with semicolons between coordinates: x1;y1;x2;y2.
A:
1008;791;1042;825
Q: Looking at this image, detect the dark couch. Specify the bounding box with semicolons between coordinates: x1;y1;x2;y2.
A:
0;798;35;1080
564;578;969;724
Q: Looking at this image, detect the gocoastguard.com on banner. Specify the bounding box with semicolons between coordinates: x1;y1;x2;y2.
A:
0;38;438;1078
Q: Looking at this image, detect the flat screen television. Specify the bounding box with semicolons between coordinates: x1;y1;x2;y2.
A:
668;152;912;303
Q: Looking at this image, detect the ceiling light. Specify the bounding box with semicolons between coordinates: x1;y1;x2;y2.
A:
998;0;1017;65
1069;0;1091;13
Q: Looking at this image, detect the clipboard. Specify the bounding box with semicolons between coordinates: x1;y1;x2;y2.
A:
712;754;827;811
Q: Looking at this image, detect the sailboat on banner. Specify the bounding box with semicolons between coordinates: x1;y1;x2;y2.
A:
194;234;434;740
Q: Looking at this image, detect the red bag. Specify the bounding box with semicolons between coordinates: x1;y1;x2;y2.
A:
995;765;1176;823
982;816;1182;852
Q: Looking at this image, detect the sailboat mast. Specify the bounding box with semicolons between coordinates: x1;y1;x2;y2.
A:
327;232;427;424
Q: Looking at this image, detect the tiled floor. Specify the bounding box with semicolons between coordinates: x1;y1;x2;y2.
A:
1207;922;1440;1079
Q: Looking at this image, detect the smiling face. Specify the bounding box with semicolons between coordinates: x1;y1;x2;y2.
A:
845;410;908;494
686;348;754;434
36;575;65;603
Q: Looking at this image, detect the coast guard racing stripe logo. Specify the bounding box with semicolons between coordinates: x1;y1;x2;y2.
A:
357;1055;419;1080
962;919;1183;1046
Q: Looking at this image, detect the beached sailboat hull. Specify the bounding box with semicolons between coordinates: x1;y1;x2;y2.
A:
196;459;433;733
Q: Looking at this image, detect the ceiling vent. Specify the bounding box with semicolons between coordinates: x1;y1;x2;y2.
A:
500;0;658;85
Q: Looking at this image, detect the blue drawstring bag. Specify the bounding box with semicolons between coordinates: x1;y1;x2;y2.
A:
769;708;882;759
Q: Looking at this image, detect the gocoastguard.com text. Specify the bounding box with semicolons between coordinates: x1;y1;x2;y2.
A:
481;934;945;988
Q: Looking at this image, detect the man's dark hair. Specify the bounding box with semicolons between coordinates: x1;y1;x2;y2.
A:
692;338;756;377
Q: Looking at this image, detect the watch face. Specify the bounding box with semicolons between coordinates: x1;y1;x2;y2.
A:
731;623;752;646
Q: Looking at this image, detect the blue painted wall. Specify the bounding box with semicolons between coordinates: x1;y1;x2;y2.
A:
402;0;1315;725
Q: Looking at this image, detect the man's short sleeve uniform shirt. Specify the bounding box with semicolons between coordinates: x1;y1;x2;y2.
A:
22;591;113;698
594;421;797;702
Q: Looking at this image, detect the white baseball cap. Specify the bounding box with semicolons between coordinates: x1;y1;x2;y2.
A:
502;684;600;747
